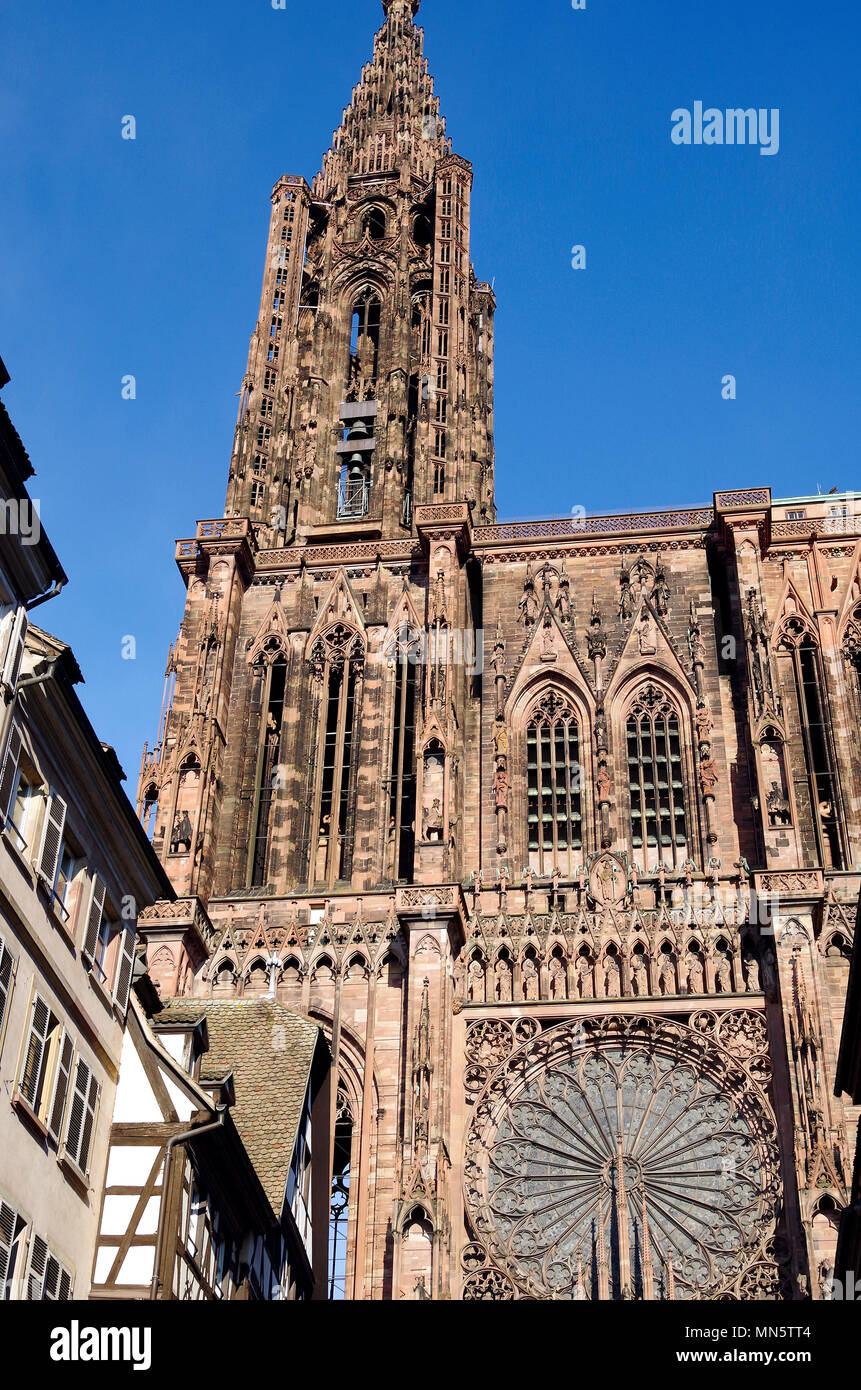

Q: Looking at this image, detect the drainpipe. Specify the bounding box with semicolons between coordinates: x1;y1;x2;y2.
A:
150;1105;228;1301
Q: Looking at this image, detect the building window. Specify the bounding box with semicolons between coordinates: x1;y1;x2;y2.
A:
0;1198;27;1300
24;1235;72;1301
787;510;805;521
433;461;445;495
16;992;76;1146
82;879;136;1011
329;1090;353;1300
0;934;14;1048
62;1056;100;1176
627;683;689;871
526;692;583;878
338;462;370;520
779;627;843;868
0;725;40;854
53;839;84;930
250;656;288;888
287;1094;313;1253
349;292;381;383
388;626;418;883
363;207;386;241
309;629;363;887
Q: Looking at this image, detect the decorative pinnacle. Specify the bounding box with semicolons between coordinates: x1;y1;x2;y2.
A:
383;0;420;16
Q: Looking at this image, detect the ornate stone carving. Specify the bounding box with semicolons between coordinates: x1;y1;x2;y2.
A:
464;1015;781;1300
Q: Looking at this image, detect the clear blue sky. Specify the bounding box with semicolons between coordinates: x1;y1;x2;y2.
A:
1;0;858;794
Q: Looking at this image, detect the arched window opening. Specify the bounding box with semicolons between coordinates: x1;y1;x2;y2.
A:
249;656;287;887
349;292;381;385
799;638;842;867
142;784;158;839
310;629;363;888
626;683;688;872
329;1089;353;1300
170;755;201;855
363;207;386;241
526;691;582;879
779;627;844;869
388;625;418;883
412;213;432;248
411;291;433;361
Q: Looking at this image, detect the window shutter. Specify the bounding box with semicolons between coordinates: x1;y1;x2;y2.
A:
25;1233;47;1300
113;925;137;1014
0;607;27;695
36;793;67;888
63;1057;99;1175
43;1252;70;1300
19;994;51;1108
82;876;106;963
0;935;13;1034
0;1200;19;1296
0;723;22;825
47;1031;74;1144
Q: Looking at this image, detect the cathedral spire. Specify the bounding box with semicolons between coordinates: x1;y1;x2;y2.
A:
383;0;421;14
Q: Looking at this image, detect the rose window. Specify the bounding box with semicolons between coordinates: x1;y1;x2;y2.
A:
464;1016;780;1300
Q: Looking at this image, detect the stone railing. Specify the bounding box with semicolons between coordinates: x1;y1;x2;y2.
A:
473;507;713;546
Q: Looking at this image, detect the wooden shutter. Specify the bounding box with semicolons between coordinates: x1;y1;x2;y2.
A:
19;994;51;1109
0;607;27;694
0;723;22;825
25;1233;47;1300
43;1251;71;1300
36;793;67;888
0;1199;19;1296
63;1057;99;1175
113;925;137;1014
82;876;106;963
47;1031;74;1144
0;935;13;1034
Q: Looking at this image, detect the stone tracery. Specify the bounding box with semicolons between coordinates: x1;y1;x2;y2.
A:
464;1014;781;1300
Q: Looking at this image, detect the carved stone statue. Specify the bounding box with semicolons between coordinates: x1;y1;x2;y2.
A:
699;759;720;797
422;798;444;842
171;811;193;854
550;956;568;999
493;765;509;811
743;953;761;993
575;954;593;999
522;957;539;1001
631;952;648;996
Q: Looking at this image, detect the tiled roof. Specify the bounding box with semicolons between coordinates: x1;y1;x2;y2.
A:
157;998;322;1217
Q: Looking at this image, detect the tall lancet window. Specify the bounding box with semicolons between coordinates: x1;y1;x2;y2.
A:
387;625;418;883
249;649;288;887
779;621;844;869
309;626;364;888
526;691;583;878
349;291;381;385
626;683;688;871
329;1089;354;1301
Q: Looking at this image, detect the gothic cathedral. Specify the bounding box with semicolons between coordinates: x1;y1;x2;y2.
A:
135;0;860;1300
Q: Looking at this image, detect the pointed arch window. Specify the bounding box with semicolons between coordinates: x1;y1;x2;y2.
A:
329;1089;354;1300
779;623;844;868
626;683;688;871
387;624;418;883
249;648;288;887
526;691;582;878
309;626;364;888
349;292;380;383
